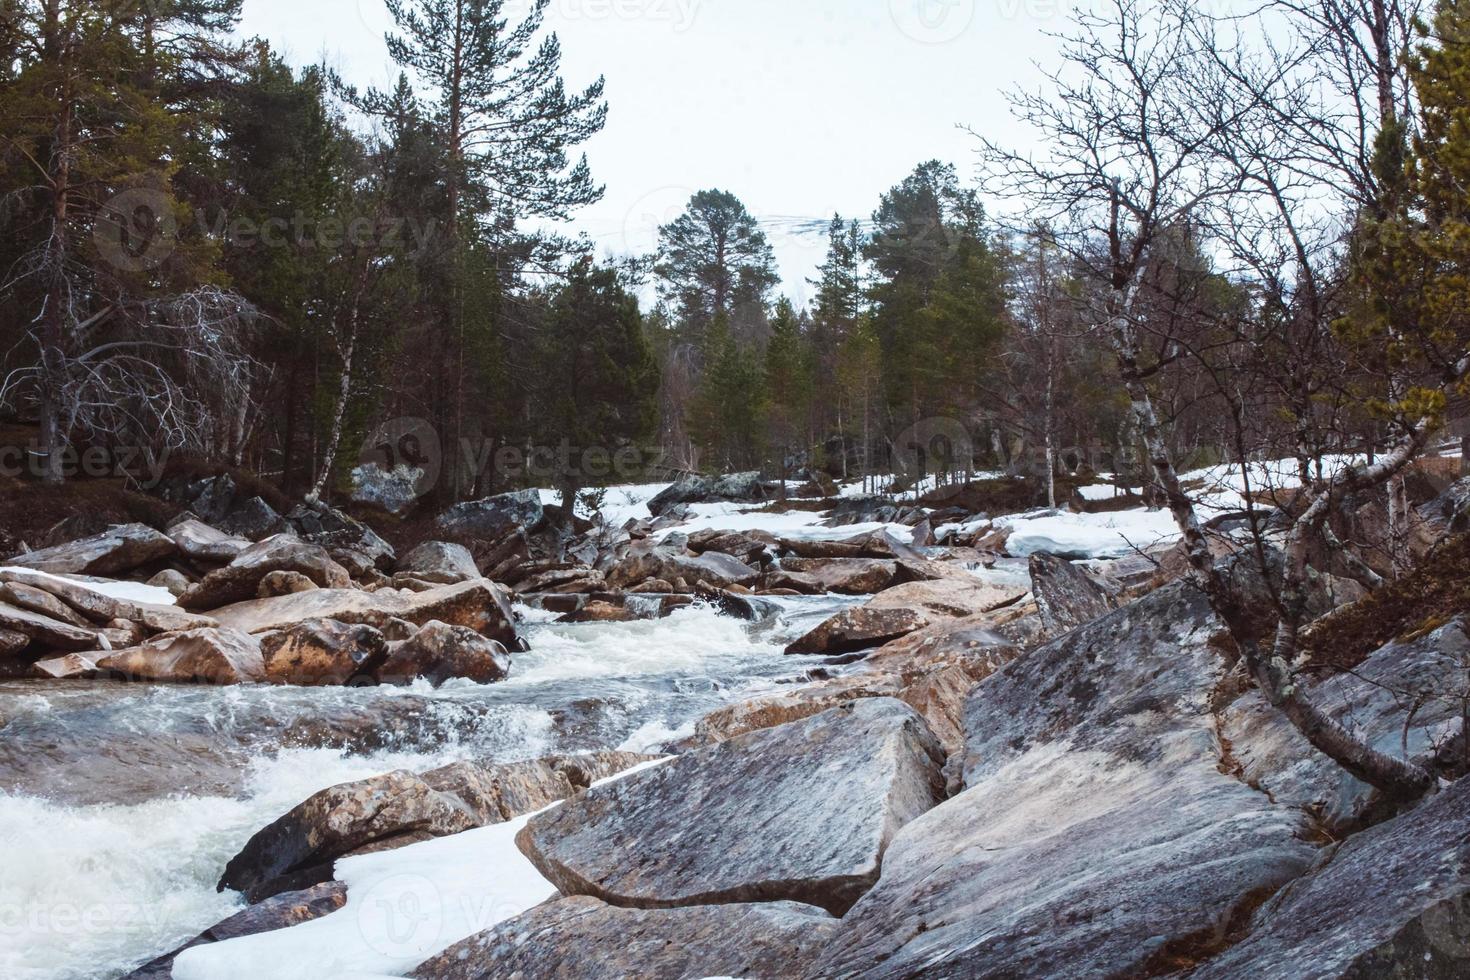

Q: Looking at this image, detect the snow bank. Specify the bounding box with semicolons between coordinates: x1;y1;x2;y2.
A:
0;567;177;607
999;509;1182;560
171;761;671;980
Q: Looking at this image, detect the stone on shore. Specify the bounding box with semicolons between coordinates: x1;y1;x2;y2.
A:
179;537;352;611
410;896;838;980
517;698;946;916
96;628;266;685
376;621;511;687
260;619;390;687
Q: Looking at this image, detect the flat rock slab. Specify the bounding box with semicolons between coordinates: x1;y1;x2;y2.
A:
410;896;838;980
0;567;215;633
167;518;251;563
518;698;946;916
1192;775;1470;979
208;579;524;651
786;579;1024;656
5;523;176;576
0;600;103;650
1222;617;1470;833
96;628;266;685
811;581;1319;978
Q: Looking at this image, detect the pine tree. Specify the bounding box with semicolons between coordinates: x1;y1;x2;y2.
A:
764;297;813;491
656;189;778;348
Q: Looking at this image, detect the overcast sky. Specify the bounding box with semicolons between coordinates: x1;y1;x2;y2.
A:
237;0;1067;306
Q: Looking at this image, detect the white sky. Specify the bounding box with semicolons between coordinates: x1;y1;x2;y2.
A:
237;0;1066;307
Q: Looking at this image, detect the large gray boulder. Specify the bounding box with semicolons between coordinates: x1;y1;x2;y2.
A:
285;502;396;570
5;523;176;576
209;579;525;651
1192;775;1470;979
517;698;946;916
179;536;351;611
1222;617;1470;833
167;518;250;563
410;896;839;980
1029;552;1116;635
646;472;769;517
219;753;652;904
397;541;480;585
436;489;545;542
811;582;1319;978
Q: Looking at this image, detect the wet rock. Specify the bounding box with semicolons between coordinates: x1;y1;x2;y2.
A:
436;489;546;542
4;523;176;576
1221;618;1470;833
687;528;775;564
410;896;839;980
557;600;636;624
261;619;390;687
96;627;266;685
218;770;479;902
812;582;1317;979
514;566;607;594
0;580;92;628
0;567;216;633
397;541;480;586
647;472;769;517
517;698;946;916
1029;553;1117;635
0;600;103;651
377;621;511;687
821;495;905;528
167;518;250;563
180;536;351;611
220;753;653;904
767;558;900;595
121;882;348;979
209;579;525;652
1193;775;1470;979
786;579;1025;656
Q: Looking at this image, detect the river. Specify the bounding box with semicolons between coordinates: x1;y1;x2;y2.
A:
0;596;855;980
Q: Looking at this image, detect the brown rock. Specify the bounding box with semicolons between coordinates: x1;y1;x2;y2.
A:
209;579;525;652
4;523;176;576
0;601;103;651
0;581;92;627
377;621;511;686
261;619;389;686
0;567;218;633
96;628;266;685
768;558;900;595
32;652;97;679
558;600;635;624
257;570;319;599
397;541;480;585
180;536;351;611
0;627;29;659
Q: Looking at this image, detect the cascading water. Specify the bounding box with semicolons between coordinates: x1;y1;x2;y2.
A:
0;597;854;980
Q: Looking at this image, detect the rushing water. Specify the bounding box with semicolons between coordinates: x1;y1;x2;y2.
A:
0;597;854;980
